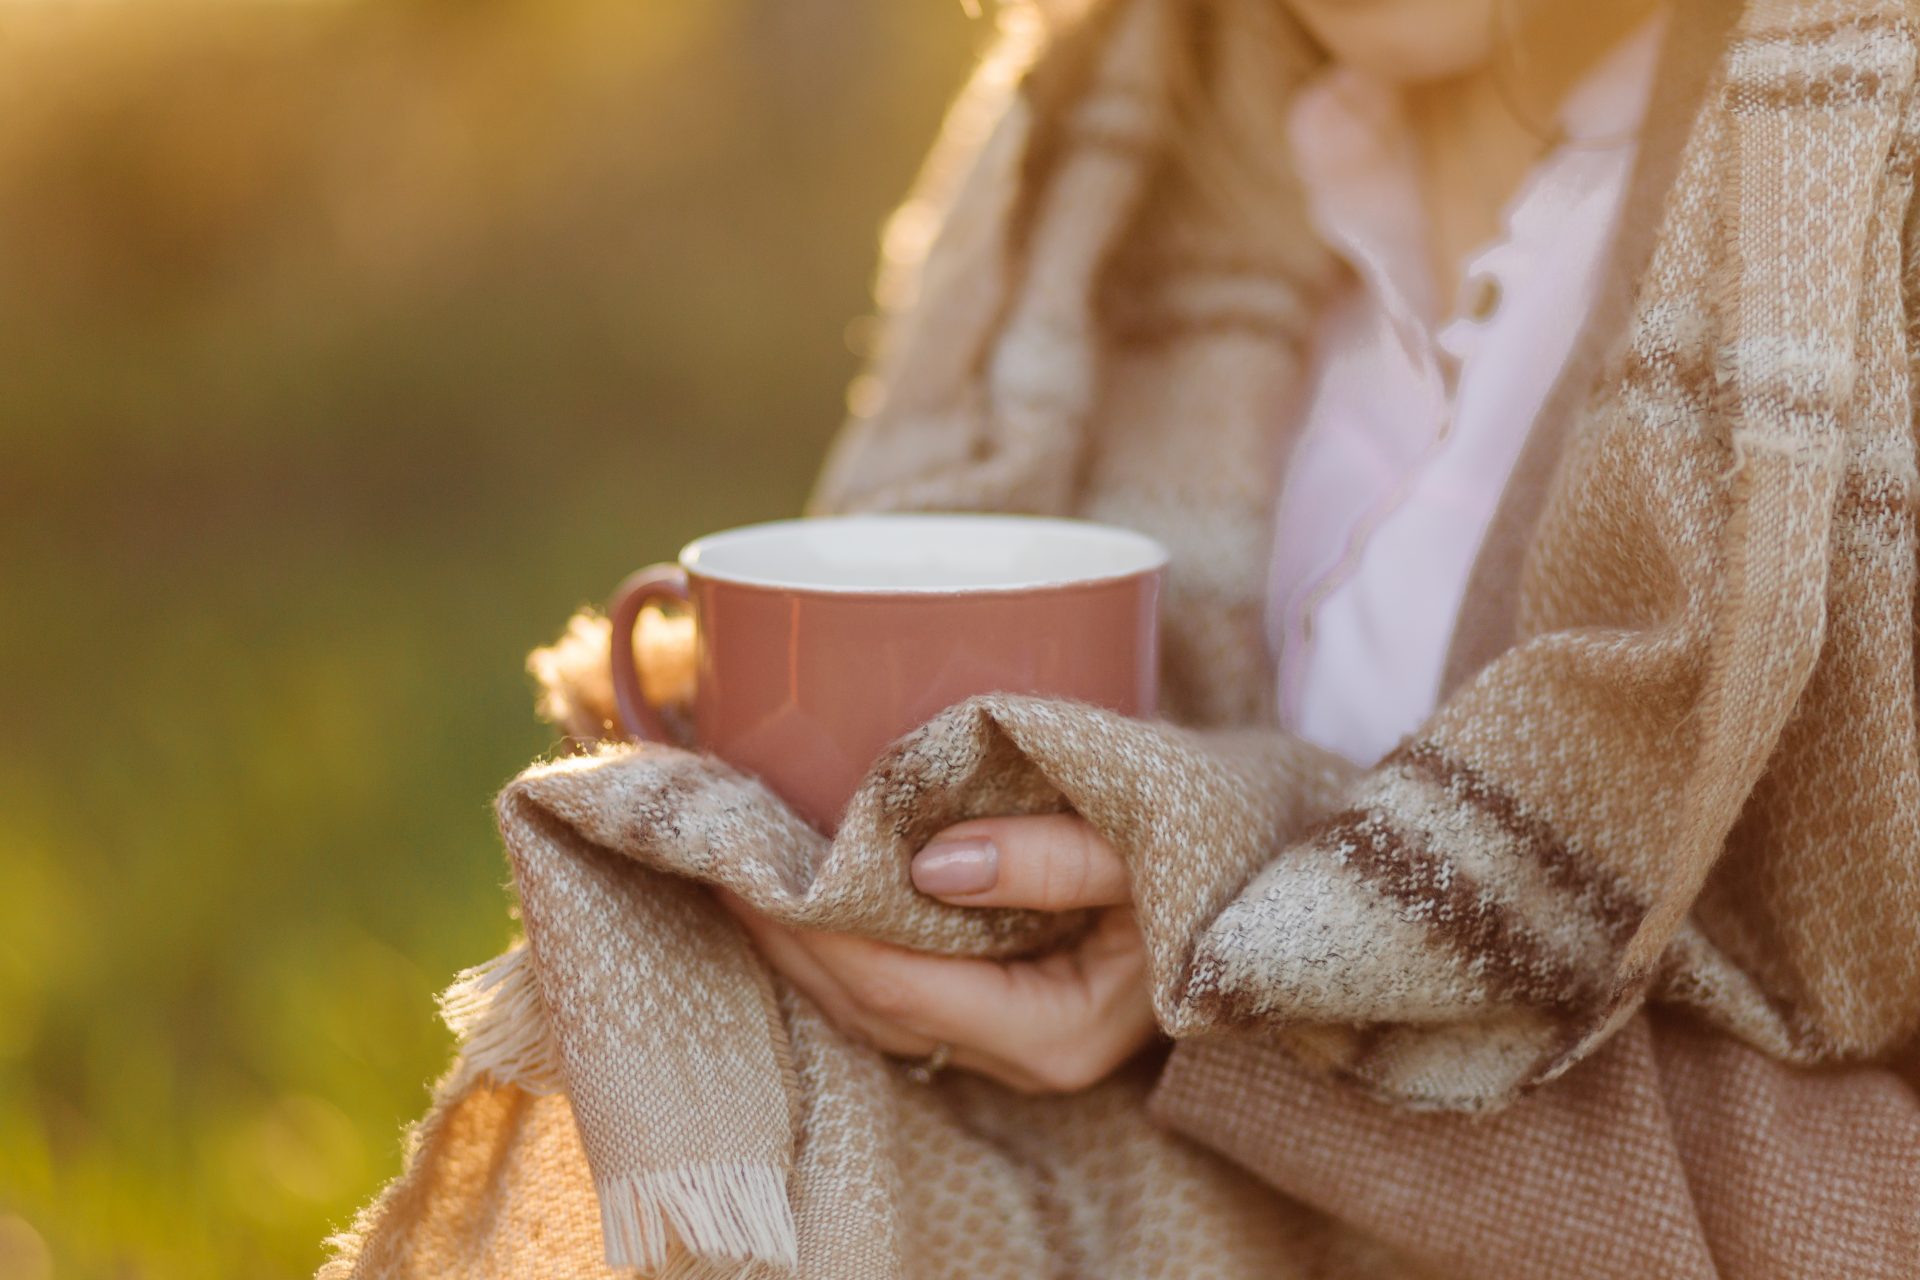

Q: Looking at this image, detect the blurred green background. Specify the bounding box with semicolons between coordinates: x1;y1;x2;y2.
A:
0;1;979;1274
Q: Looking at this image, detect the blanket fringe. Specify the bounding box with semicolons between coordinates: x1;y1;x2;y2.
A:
436;945;565;1094
598;1162;798;1272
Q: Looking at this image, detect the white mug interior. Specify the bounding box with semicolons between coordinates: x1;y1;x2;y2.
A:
681;514;1168;594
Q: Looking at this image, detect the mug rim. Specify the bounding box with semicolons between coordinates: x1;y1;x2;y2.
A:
678;513;1169;597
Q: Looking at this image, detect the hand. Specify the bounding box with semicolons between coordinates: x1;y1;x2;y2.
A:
715;815;1155;1093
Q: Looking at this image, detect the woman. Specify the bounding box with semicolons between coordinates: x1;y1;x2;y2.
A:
723;0;1920;1263
725;0;1690;1094
330;0;1920;1275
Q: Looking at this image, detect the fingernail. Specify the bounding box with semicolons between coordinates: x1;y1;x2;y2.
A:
911;838;999;896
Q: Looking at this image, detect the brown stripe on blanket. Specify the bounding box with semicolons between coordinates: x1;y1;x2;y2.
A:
1838;468;1918;536
1733;12;1912;53
1728;32;1908;113
1386;742;1649;947
1307;809;1601;1016
1618;319;1725;420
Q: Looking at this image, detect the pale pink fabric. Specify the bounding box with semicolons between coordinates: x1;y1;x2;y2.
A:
1269;18;1665;765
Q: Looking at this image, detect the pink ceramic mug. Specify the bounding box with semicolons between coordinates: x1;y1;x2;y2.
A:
609;513;1167;831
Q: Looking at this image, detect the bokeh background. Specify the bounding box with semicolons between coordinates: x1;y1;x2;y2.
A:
0;2;981;1274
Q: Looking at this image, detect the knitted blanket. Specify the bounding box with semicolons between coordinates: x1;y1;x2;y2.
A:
325;0;1920;1274
354;686;1369;1278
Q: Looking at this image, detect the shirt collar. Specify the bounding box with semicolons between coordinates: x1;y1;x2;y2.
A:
1288;11;1668;329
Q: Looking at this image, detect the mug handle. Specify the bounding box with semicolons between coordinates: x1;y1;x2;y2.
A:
608;563;692;743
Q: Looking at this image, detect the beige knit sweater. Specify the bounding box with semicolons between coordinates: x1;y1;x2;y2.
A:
325;0;1920;1275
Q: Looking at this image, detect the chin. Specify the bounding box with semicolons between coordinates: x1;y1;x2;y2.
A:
1285;0;1499;84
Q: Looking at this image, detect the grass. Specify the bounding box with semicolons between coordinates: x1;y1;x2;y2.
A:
0;1;978;1274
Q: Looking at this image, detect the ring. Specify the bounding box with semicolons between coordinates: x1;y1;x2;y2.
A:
903;1041;953;1084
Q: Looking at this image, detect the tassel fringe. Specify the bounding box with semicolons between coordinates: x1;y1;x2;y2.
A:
440;953;800;1272
598;1162;798;1272
437;945;566;1094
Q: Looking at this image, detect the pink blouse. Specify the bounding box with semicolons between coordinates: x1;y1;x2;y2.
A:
1267;17;1665;766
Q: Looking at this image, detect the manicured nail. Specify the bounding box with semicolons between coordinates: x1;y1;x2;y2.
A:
911;838;999;896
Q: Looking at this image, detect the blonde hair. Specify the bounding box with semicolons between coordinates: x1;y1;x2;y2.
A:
1160;0;1323;235
1012;0;1325;260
